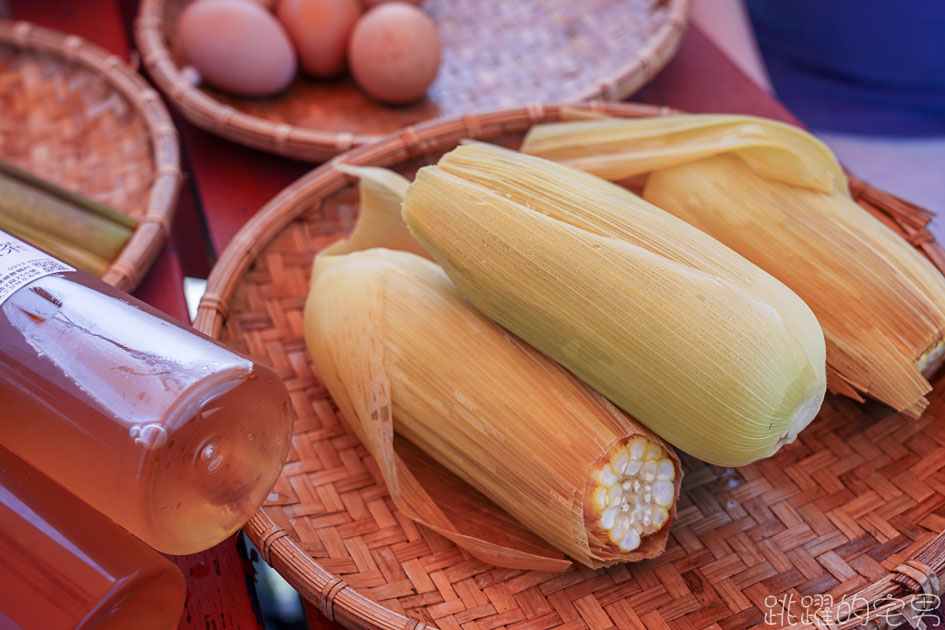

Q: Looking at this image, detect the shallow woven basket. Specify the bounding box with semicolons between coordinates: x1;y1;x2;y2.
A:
0;21;180;291
135;0;689;162
194;103;945;630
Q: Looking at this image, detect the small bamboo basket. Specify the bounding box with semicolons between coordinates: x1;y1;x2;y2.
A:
0;21;180;291
135;0;690;162
194;104;945;630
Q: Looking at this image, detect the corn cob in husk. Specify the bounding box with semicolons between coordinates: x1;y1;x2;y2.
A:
521;113;847;194
646;156;945;416
304;166;682;570
521;115;945;417
402;143;827;468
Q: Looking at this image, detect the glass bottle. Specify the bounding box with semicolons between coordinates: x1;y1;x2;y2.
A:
0;230;294;554
0;446;186;629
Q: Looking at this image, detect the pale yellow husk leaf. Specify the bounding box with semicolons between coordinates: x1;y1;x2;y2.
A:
520;114;847;194
644;155;945;416
326;163;430;259
402;143;828;467
305;249;681;569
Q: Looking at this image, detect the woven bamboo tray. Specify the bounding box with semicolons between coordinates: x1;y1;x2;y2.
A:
194;103;945;630
135;0;690;162
0;21;180;291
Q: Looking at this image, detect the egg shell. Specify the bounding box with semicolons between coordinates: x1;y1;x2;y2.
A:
348;3;441;104
178;0;297;97
358;0;422;8
197;0;278;8
277;0;362;78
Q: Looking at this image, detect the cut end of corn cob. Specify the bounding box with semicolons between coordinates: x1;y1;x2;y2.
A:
783;387;827;447
920;338;945;379
589;437;675;552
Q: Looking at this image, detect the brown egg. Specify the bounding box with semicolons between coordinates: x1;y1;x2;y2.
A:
348;3;441;104
198;0;278;8
178;0;296;97
358;0;422;8
277;0;362;78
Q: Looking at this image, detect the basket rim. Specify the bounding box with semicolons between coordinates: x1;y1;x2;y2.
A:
133;0;692;162
0;20;181;292
193;102;945;630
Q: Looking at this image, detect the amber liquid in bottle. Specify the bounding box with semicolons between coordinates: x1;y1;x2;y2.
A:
0;446;186;629
0;232;294;554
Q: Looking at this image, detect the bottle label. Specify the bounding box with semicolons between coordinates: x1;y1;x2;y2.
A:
0;233;76;307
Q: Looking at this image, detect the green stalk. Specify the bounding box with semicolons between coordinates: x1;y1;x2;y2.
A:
0;158;137;229
0;212;111;277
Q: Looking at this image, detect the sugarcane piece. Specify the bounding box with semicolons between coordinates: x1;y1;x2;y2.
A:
306;249;681;568
0;211;111;277
520;114;847;194
402;143;827;467
644;154;945;417
0;169;134;264
0;158;137;227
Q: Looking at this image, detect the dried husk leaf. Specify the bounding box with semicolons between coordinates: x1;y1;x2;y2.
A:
644;155;945;416
305;249;682;569
402;143;827;467
520;114;847;194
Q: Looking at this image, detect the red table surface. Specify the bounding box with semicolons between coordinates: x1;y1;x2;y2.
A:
2;1;830;628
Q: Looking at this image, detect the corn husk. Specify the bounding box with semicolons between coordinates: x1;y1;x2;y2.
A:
306;249;682;570
520;114;847;194
520;115;945;416
402;143;827;467
645;155;945;417
327;164;430;259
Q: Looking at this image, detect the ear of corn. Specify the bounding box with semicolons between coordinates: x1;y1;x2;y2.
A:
402;143;827;467
305;249;682;569
520;114;847;194
644;155;945;417
520;114;945;416
306;166;681;568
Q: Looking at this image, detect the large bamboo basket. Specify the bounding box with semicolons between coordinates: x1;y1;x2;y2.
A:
135;0;690;162
0;21;180;291
194;103;945;630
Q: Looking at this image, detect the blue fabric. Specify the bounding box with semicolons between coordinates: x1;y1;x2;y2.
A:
745;0;945;135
